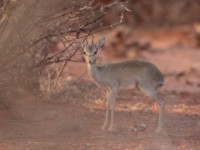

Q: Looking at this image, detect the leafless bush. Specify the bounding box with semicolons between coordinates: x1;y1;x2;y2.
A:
0;0;126;100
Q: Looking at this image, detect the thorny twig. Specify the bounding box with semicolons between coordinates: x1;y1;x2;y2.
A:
0;0;127;96
33;0;125;66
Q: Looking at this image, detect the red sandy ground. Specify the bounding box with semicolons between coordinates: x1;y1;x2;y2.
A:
0;26;199;150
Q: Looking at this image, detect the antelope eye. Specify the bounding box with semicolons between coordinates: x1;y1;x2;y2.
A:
94;51;98;54
83;51;86;55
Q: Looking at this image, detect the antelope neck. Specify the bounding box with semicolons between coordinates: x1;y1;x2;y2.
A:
87;62;100;82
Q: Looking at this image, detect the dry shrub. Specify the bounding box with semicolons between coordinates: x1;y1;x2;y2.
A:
0;0;126;102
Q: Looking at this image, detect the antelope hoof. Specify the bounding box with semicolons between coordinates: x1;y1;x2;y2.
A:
101;124;107;131
156;126;163;133
108;126;115;132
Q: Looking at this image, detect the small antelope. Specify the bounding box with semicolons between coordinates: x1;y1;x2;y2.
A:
81;36;165;133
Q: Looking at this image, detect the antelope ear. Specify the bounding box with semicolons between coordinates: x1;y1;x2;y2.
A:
96;37;105;49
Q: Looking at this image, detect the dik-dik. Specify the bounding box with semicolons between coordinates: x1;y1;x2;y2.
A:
81;36;165;133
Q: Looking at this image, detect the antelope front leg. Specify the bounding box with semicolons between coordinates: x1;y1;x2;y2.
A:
108;87;117;132
108;104;115;131
101;99;110;131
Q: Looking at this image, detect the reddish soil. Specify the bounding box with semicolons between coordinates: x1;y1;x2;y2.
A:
0;26;200;150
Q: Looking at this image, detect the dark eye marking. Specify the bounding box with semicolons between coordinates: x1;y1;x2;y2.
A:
94;51;97;54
